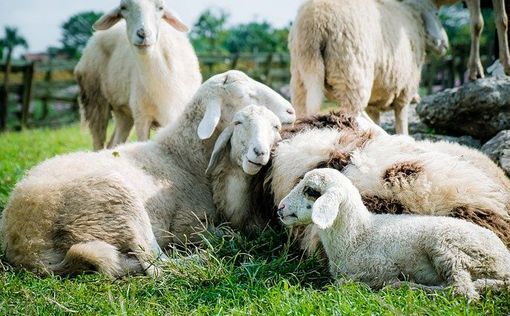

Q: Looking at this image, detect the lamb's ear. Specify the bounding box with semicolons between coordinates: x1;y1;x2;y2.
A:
206;126;233;175
198;98;222;140
163;9;189;32
93;8;122;31
312;189;341;229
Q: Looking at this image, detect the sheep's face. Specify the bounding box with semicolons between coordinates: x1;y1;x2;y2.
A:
230;106;282;175
198;70;295;141
206;105;282;176
278;169;346;229
93;0;188;52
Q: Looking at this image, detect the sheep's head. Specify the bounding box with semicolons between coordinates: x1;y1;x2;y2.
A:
197;70;296;140
278;168;352;229
93;0;188;51
206;105;282;176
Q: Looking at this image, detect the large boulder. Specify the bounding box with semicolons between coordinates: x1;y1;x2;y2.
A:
481;130;510;177
412;133;481;148
416;77;510;142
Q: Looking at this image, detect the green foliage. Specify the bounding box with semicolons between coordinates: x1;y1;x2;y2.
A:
0;125;510;315
191;9;290;55
0;26;28;61
60;11;103;58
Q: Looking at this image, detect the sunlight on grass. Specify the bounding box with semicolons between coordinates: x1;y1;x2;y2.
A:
0;124;509;315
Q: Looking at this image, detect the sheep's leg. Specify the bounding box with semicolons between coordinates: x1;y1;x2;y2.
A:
107;111;134;149
134;116;151;142
302;72;324;115
290;63;308;117
386;280;445;293
393;97;409;135
130;228;167;278
448;270;480;301
492;0;510;75
365;107;381;125
91;126;107;151
466;0;485;80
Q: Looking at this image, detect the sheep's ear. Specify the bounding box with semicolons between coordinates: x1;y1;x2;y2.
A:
206;126;233;175
198;98;222;140
93;8;122;31
422;10;449;55
163;9;189;32
312;189;341;229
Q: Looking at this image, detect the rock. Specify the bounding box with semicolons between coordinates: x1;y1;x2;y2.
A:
416;77;510;142
380;104;430;134
481;130;510;177
412;133;482;148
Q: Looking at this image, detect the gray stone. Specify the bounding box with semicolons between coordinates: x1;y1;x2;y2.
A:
416;77;510;142
412;133;482;148
481;130;510;177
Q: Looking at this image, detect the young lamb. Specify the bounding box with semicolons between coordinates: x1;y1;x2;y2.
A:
289;0;445;134
427;0;510;79
0;70;296;277
75;0;202;150
278;168;510;300
207;105;283;232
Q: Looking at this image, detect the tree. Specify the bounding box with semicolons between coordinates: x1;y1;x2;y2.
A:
191;9;229;53
60;11;103;58
224;22;289;54
0;26;28;131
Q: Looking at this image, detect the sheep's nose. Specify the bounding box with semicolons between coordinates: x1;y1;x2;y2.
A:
137;28;152;39
253;147;267;157
277;205;285;217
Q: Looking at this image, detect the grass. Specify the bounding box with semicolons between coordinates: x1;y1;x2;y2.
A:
1;125;510;315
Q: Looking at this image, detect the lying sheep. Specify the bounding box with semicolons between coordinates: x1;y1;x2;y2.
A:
289;0;445;134
207;105;283;232
75;0;202;150
0;70;296;277
278;168;510;300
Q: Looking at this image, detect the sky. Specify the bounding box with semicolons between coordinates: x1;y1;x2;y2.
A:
0;0;304;54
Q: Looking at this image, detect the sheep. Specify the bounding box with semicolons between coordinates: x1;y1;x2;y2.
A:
428;0;510;80
252;112;510;255
206;105;283;232
288;0;445;134
278;168;510;300
75;0;202;150
0;70;296;277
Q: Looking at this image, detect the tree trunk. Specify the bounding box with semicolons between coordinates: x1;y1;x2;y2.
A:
0;48;12;131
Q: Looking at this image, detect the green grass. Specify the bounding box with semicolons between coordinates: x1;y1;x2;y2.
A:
1;125;510;315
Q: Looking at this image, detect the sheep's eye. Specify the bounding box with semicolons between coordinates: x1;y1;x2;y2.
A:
303;186;321;199
158;6;164;11
234;121;242;126
120;5;127;11
273;125;280;130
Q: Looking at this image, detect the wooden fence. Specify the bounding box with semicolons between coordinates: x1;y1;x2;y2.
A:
0;52;485;131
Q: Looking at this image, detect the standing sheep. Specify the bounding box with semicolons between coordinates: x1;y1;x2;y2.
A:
278;168;510;300
75;0;202;150
0;71;296;277
428;0;510;79
289;0;444;134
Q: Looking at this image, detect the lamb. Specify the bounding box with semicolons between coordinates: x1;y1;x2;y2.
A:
278;168;510;300
289;0;446;134
0;70;296;277
207;105;283;232
75;0;202;150
426;0;510;80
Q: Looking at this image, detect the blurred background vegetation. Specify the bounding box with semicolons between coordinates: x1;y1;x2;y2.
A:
0;4;502;131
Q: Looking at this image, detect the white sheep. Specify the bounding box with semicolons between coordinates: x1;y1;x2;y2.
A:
260;117;510;253
278;168;510;300
75;0;202;150
0;70;296;277
428;0;510;80
289;0;445;134
206;105;283;232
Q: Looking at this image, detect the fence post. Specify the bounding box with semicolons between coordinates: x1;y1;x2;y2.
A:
21;63;34;128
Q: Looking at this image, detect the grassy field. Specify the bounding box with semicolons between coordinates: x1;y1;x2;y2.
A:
1;125;510;315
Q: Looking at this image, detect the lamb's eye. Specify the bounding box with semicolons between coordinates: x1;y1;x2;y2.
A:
120;5;127;11
303;186;321;199
234;121;242;126
158;6;164;11
273;125;280;131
